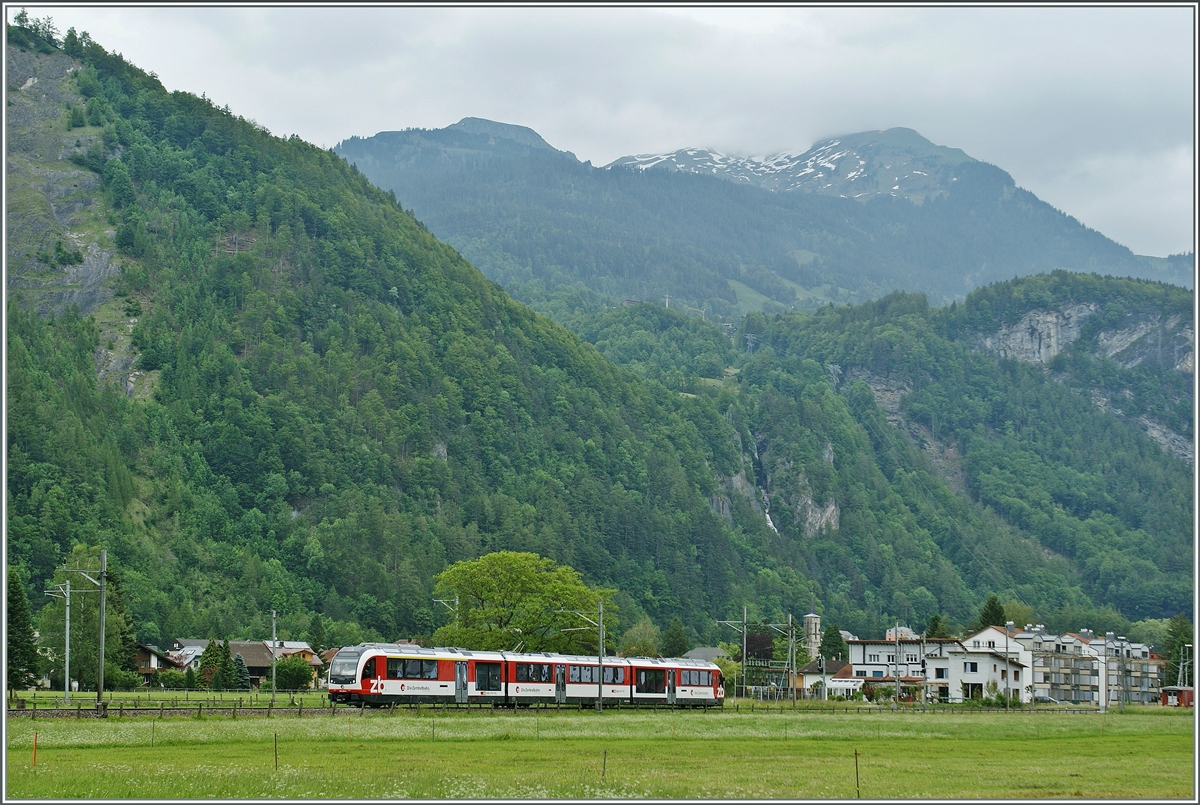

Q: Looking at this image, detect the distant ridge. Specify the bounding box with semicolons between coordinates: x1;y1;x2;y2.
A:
606;127;983;204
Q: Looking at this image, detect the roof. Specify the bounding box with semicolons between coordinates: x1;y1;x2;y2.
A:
683;647;729;661
799;658;851;676
174;639;209;649
228;641;275;669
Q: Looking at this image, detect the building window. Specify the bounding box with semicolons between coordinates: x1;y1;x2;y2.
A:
1013;671;1019;681
935;668;947;680
972;641;980;648
905;654;918;663
868;654;879;663
855;670;866;677
964;662;978;673
872;671;883;678
886;655;895;663
987;641;995;649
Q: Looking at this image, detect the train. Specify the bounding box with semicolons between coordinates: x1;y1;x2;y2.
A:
326;643;725;708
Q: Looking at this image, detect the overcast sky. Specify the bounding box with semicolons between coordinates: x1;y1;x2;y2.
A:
13;6;1196;257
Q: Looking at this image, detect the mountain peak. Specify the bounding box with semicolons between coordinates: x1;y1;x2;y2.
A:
606;128;992;204
446;117;558;152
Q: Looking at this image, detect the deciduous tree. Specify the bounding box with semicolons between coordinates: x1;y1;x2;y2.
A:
431;551;616;654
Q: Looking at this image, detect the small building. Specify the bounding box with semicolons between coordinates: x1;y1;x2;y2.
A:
1161;686;1193;707
135;644;183;682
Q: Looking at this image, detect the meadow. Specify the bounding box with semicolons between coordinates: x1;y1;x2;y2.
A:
5;704;1193;799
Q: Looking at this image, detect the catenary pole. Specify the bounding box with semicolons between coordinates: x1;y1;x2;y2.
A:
96;550;106;706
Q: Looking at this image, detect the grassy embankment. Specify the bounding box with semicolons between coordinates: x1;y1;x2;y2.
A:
6;705;1192;799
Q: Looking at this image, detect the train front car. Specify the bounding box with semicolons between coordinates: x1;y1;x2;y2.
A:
326;643;377;705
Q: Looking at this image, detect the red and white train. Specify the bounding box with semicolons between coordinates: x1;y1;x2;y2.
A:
327;643;725;708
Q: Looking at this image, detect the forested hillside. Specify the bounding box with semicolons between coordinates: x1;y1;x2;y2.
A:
5;24;1191;672
5;31;790;649
335;121;1189;324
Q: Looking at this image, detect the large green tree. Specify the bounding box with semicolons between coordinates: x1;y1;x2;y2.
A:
274;654;314;690
7;567;39;690
1163;613;1194;687
976;595;1007;629
432;552;616;654
818;623;848;661
618;616;661;657
661;617;690;658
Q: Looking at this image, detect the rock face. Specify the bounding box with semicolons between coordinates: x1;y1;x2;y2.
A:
6;45;119;317
976;304;1097;364
1097;313;1194;375
973;303;1193;465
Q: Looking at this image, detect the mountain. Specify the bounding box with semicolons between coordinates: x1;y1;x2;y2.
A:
6;24;1191;662
335;120;1191;325
606;127;975;203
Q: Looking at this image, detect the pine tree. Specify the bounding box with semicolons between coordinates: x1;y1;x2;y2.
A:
306;612;327;655
217;640;236;691
7;567;39;691
661;617;689;658
184;666;196;690
818;624;848;661
233;653;251;691
198;638;223;689
925;614;952;639
976;596;1006;629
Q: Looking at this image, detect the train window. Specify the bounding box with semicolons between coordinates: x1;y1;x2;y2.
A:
423;660;438;679
387;658;404;679
516;664;529;682
361;658;376;681
569;665;580;683
602;666;625;684
636;668;665;694
402;659;420;678
579;666;597;684
701;671;711;686
540;664;552;682
475;662;501;691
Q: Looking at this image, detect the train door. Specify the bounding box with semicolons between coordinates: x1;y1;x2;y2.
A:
455;661;468;703
667;669;677;704
555;664;566;704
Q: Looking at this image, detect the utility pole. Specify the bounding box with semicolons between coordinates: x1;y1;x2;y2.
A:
717;607;751;701
921;634;927;712
1005;620;1014;712
894;621;900;707
597;600;604;712
271;609;277;703
44;580;70;702
57;552;105;708
789;613;797;704
97;550;106;707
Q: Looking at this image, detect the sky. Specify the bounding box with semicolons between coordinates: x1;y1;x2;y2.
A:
11;5;1196;257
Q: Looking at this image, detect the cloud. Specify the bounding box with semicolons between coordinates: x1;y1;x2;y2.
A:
20;6;1195;256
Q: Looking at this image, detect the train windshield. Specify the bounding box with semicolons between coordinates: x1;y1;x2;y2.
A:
329;650;362;684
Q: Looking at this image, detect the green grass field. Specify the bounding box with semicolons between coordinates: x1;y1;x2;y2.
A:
6;705;1193;799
